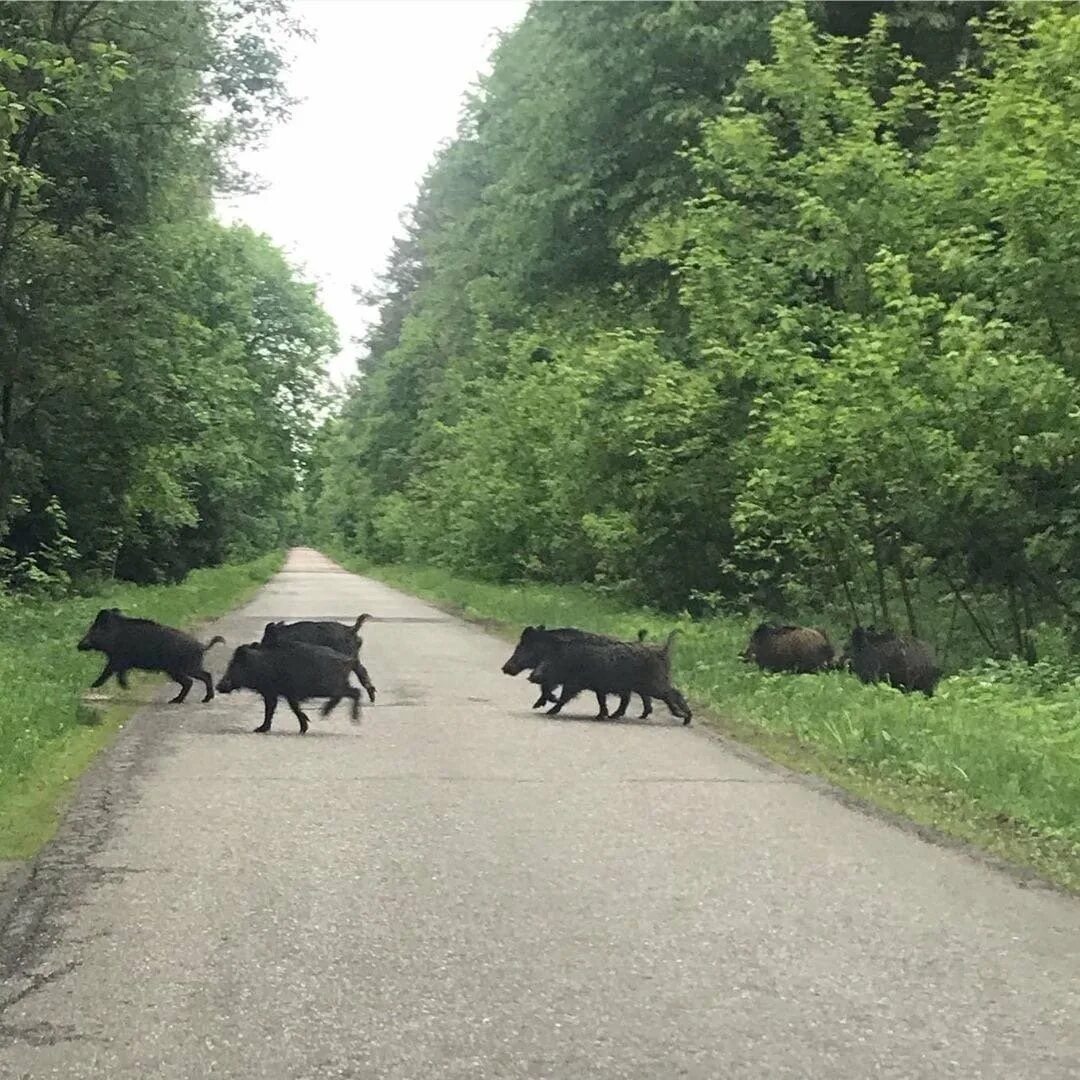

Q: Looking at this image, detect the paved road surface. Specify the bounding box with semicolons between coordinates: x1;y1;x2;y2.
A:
1;549;1078;1078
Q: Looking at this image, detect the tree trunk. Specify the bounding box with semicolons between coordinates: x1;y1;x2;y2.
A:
872;538;891;628
940;565;999;656
897;549;919;638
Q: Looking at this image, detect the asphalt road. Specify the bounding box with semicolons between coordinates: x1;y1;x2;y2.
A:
1;548;1078;1079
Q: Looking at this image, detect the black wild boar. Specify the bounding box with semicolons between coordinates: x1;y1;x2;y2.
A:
215;641;365;734
261;615;376;701
77;608;224;704
525;628;653;718
503;626;691;724
842;625;941;697
740;623;835;674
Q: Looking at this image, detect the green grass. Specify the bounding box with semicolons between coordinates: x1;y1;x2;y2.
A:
336;555;1080;892
0;552;283;858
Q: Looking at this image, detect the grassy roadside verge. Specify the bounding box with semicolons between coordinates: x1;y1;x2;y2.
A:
336;553;1080;892
0;551;283;859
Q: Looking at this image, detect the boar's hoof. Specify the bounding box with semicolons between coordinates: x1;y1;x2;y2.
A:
253;723;271;734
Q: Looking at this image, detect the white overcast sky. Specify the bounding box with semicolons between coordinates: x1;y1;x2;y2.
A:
217;0;529;383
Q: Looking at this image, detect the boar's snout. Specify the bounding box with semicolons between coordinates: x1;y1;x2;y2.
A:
503;627;545;676
76;635;93;651
216;676;234;694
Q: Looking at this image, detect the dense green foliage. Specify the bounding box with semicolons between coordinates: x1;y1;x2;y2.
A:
0;2;336;590
312;1;1080;669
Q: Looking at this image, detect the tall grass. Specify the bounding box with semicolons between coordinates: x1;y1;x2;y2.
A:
346;558;1080;889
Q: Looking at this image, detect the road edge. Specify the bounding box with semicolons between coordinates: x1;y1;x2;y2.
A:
344;559;1075;901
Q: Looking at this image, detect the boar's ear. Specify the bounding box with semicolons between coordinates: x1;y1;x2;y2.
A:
536;624;545;632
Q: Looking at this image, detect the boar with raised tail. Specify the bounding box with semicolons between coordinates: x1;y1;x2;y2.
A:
261;614;376;701
842;625;940;697
77;608;224;703
216;641;365;734
739;623;835;674
503;626;691;724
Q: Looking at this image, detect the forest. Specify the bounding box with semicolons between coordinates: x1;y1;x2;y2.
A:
311;0;1080;674
0;0;335;593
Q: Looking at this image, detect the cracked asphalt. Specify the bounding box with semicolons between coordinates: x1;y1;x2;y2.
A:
1;548;1079;1079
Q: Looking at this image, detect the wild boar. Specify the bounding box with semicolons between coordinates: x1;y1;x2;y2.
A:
216;641;365;733
739;623;835;674
503;626;691;724
522;627;652;717
77;607;224;704
261;614;375;701
842;625;940;697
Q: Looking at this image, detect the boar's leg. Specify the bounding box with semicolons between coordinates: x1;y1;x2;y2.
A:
167;673;194;704
345;686;362;721
610;692;631;719
663;689;692;725
531;681;557;709
197;670;214;703
323;688;364;719
594;692;610;720
639;695;652;719
546;684;580;716
286;697;309;734
90;662;116;689
353;660;377;702
254;695;277;734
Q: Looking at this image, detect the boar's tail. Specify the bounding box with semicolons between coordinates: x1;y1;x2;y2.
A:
352;613;372;632
205;635;226;651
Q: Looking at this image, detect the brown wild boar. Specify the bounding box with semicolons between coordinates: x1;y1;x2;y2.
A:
740;623;835;674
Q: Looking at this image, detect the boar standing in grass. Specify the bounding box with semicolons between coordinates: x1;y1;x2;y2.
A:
739;623;835;674
77;608;225;704
524;627;652;717
842;625;941;697
261;615;376;701
503;626;691;724
216;641;364;734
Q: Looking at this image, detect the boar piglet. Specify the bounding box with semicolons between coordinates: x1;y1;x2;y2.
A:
216;641;365;734
77;608;224;704
262;615;376;701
